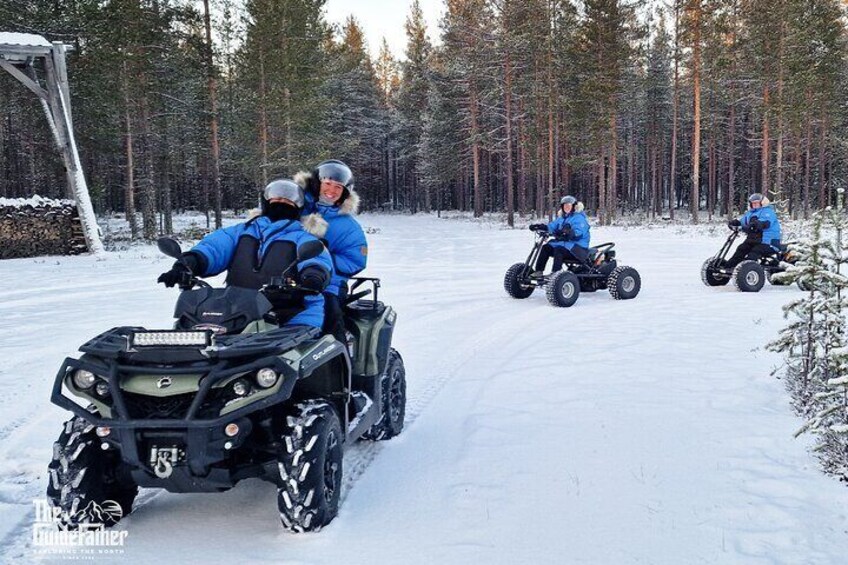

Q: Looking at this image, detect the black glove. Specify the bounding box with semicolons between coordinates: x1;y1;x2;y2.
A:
529;223;547;232
557;224;574;240
728;219;741;229
747;218;762;233
157;262;190;288
157;253;204;288
299;266;329;292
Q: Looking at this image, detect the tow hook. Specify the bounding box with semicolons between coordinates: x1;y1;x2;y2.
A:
150;446;180;479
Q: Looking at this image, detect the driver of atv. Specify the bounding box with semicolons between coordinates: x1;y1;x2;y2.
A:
724;192;782;269
157;180;334;329
529;195;591;275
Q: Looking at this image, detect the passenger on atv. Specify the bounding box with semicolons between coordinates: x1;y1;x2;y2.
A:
157;179;333;329
529;195;591;276
295;160;368;342
724;192;783;270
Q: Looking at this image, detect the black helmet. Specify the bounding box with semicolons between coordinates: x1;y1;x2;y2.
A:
314;160;354;202
261;179;304;220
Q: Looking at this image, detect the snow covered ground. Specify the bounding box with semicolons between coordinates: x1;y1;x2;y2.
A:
1;213;846;564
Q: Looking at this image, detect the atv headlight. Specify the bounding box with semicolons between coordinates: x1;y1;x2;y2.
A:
232;379;250;397
94;381;110;397
255;368;278;389
72;369;97;389
131;330;211;348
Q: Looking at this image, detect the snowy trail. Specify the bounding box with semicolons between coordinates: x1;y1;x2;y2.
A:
1;215;847;563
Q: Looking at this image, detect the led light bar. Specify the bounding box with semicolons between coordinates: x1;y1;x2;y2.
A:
130;330;211;348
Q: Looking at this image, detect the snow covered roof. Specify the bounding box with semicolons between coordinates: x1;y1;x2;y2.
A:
0;32;53;59
0;32;50;48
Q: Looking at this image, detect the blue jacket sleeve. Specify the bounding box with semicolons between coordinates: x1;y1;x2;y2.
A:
569;216;586;242
191;224;245;276
331;219;368;277
547;217;563;235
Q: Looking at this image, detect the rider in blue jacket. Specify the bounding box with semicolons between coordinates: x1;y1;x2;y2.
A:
157;180;333;329
725;193;783;269
295;160;368;341
530;195;591;275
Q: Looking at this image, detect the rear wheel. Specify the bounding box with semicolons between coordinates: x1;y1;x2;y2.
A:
546;271;580;307
47;416;137;529
701;258;729;286
277;401;343;533
608;266;641;300
732;260;766;292
504;263;534;299
363;349;406;441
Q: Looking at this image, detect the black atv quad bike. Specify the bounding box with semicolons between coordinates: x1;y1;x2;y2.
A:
48;238;406;533
504;227;642;307
701;226;807;292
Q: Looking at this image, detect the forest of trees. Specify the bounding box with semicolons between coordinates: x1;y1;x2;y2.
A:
1;0;846;237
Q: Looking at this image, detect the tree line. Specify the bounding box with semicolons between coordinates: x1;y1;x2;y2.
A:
1;0;846;237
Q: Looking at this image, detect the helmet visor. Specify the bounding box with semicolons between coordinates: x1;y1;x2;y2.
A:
264;180;304;208
560;196;577;205
316;161;353;188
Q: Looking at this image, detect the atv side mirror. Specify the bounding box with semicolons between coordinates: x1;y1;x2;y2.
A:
157;237;183;260
297;240;325;262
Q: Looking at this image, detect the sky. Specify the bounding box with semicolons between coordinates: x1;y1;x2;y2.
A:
324;0;445;60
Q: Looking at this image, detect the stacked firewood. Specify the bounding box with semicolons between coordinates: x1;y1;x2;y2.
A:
0;197;88;259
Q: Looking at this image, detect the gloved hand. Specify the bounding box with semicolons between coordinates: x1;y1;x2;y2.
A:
157;262;191;288
728;219;741;229
529;223;547;232
157;253;203;287
299;266;328;292
747;218;762;233
558;224;574;240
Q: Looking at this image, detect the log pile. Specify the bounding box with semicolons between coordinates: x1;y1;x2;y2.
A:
0;196;88;259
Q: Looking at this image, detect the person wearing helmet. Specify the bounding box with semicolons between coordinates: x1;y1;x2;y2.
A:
295;160;368;342
157;179;333;329
529;195;591;275
724;192;783;269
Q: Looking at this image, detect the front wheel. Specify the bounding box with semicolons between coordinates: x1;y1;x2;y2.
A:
732;260;766;292
546;271;580;307
504;263;534;299
608;266;641;300
363;349;406;441
277;401;343;533
701;258;729;287
47;416;138;529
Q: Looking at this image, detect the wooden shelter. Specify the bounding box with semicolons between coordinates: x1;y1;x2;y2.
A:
0;32;103;254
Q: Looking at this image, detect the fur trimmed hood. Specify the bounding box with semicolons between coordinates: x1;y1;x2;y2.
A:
295;170;360;216
557;201;585;216
301;213;329;238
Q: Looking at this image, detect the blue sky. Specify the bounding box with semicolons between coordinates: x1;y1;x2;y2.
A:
324;0;444;59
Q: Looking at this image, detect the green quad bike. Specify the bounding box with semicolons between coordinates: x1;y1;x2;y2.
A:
48;238;406;533
504;226;642;307
701;226;808;292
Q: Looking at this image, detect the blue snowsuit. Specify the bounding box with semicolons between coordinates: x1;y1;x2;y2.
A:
302;192;368;296
546;211;591;252
739;205;781;250
190;217;333;329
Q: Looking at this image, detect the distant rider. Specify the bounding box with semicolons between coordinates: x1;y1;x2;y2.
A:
724;192;782;269
529;195;591;275
295;160;368;342
157;180;333;329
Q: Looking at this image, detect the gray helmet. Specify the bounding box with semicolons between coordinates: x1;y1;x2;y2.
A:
560;195;577;206
748;193;765;204
263;179;305;209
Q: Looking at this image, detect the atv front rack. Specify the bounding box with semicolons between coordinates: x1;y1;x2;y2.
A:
79;325;320;362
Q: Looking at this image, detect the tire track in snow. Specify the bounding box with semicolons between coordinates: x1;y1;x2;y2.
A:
338;298;552;504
